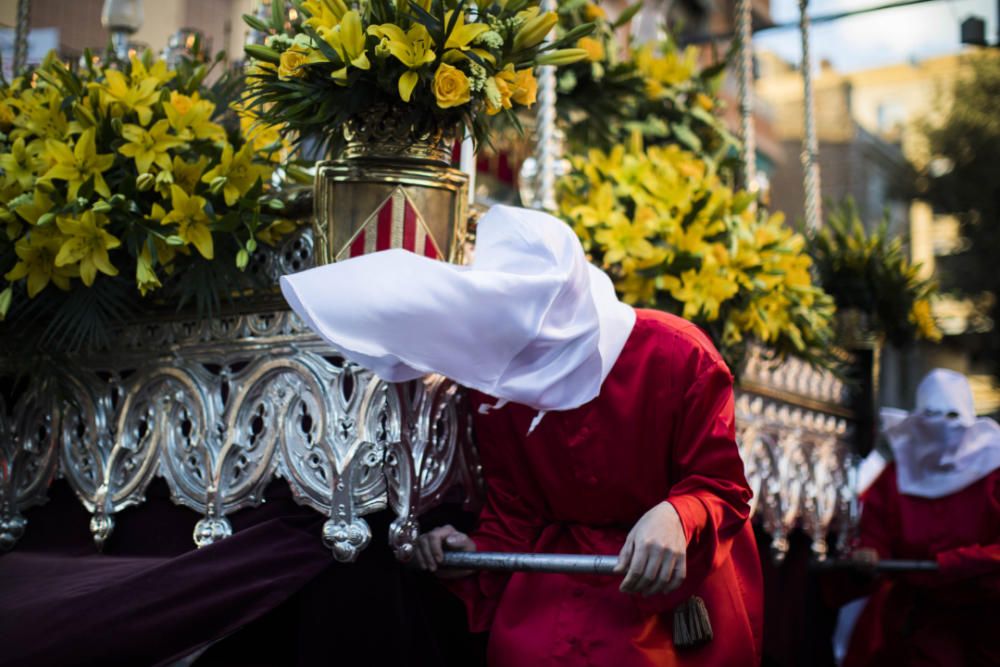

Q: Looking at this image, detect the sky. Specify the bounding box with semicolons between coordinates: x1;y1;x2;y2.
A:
754;0;998;72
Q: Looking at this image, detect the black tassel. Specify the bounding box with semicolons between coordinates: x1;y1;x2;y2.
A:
673;596;713;648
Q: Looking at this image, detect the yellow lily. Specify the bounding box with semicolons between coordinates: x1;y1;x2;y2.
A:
13;188;53;227
302;0;347;30
170;155;211;195
11;86;69;141
164;92;226;143
119;119;187;174
136;244;161;296
442;11;493;64
101;68;160;126
327;11;371;83
201;143;271;207
4;227;76;297
257;219;299;246
40;128;114;199
368;23;436;102
54;210;120;286
146;203;184;267
594;217;654;265
129;56;176;85
161;185;214;259
0;136;40;191
666;262;739;321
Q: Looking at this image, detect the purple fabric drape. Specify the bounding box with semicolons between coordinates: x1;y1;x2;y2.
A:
0;479;484;667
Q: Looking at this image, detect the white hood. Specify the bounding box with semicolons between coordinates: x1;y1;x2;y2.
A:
882;368;1000;498
279;205;636;411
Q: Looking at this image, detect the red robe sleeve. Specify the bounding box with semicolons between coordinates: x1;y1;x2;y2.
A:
934;473;1000;591
857;469;898;559
639;351;753;613
446;403;545;632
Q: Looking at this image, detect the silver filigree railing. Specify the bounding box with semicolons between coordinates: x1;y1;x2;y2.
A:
0;228;855;562
737;346;856;561
0;229;483;562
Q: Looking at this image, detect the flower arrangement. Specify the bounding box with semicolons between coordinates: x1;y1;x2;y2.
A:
239;0;593;156
807;198;941;346
554;2;737;170
0;50;297;350
558;136;836;369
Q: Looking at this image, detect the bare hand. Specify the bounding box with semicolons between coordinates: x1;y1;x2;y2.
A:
614;501;687;596
414;524;476;579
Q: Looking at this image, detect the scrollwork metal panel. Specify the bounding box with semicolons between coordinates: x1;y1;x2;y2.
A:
0;384;61;549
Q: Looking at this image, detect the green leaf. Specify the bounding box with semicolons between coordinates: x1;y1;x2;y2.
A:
271;0;286;31
670;122;702;152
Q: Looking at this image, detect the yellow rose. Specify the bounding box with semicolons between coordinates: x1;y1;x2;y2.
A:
511;68;537;107
433;63;471;109
577;36;605;62
583;3;606;21
170;92;193;116
278;48;309;79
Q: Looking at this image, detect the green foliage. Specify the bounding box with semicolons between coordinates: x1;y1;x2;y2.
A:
553;1;739;176
805;198;941;347
0;46;300;353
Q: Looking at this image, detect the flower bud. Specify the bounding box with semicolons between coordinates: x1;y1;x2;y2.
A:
513;11;558;51
236;249;250;270
209;176;228;195
245;44;282;64
0;286;12;321
535;48;589;66
136;173;155;191
92;200;113;213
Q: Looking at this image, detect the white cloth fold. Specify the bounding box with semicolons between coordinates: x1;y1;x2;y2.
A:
882;368;1000;498
280;205;636;412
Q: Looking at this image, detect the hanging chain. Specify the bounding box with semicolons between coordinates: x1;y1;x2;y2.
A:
736;0;757;196
13;0;30;75
799;0;822;230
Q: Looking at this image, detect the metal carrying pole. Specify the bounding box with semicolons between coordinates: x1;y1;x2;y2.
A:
811;559;940;573
439;551;941;574
442;552;620;574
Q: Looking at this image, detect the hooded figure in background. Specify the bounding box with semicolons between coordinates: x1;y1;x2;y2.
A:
844;368;1000;667
281;205;764;666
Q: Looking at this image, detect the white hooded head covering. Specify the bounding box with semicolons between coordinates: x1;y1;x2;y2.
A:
882;368;1000;498
279;205;636;412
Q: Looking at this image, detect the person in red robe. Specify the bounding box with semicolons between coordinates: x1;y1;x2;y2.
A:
844;369;1000;667
415;308;764;665
280;205;764;666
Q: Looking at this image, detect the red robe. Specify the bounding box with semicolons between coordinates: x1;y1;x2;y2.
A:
845;464;1000;666
450;309;764;666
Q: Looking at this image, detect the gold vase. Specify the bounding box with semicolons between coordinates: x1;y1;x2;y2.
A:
313;110;469;265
